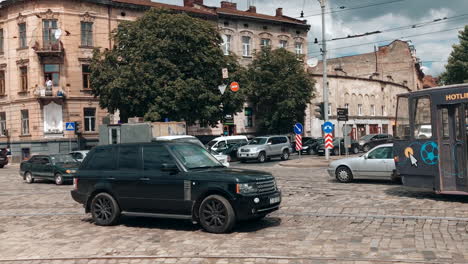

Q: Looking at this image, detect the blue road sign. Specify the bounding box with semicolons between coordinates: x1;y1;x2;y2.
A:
294;123;303;135
323;121;334;134
65;122;75;131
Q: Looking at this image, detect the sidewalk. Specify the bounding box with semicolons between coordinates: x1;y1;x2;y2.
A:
279;154;355;168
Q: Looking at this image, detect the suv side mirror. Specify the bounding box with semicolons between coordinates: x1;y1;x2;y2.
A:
364;155;368;160
161;163;179;172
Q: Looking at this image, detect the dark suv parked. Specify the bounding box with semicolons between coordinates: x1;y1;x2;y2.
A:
358;134;393;152
71;142;281;233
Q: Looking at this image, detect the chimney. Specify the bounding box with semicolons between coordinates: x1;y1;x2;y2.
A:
276;7;283;17
183;0;195;7
220;1;237;9
194;0;204;5
247;6;256;13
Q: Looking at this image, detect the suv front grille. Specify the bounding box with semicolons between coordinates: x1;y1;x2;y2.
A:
257;179;276;194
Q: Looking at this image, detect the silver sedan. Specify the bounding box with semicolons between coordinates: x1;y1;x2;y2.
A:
327;143;399;183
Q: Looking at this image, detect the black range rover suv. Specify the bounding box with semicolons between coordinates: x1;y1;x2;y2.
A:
71;142;281;233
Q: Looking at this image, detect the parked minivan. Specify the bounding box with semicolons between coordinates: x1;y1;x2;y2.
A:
71;142;281;233
206;136;248;153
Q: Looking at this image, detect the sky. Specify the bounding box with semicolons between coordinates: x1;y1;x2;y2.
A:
154;0;468;77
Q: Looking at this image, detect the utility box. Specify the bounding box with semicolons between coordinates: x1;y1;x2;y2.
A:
99;121;186;145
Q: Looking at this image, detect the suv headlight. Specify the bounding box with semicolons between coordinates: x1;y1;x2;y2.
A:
236;183;257;194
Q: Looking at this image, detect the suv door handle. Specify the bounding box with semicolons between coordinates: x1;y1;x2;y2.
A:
107;177;116;180
139;177;150;181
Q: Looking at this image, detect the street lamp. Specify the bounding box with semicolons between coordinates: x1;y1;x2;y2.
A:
318;0;329;160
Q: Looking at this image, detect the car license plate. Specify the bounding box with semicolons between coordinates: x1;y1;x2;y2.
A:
269;196;280;204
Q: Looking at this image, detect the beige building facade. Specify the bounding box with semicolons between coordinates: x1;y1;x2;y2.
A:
0;0;309;161
307;40;424;139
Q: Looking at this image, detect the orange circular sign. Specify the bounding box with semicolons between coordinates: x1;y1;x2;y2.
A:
230;82;239;92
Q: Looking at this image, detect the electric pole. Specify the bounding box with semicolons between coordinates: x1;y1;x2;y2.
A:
319;0;329;160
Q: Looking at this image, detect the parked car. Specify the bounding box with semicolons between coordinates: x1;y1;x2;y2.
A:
156;135;230;167
327;143;398;183
71;142;281;233
300;137;320;155
206;136;249;153
20;154;80;185
69;150;90;162
291;137;313;153
317;138;360;155
358;134;393;152
220;141;248;162
0;148;8;168
237;135;291;163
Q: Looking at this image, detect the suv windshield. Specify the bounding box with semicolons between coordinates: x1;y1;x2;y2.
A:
360;134;375;141
50;154;77;164
169;144;223;169
249;137;268;145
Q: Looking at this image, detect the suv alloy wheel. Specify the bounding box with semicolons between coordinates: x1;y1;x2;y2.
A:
55;173;64;185
363;144;370;152
91;193;121;226
281;149;289;160
257;152;266;163
199;195;235;233
25;172;34;184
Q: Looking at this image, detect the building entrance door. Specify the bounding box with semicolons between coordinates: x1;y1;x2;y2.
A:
437;103;467;192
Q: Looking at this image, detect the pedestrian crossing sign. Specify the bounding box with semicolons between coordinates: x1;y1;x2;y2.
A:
65;122;75;131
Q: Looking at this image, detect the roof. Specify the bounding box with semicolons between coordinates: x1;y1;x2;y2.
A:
156;135;197;140
112;0;217;16
215;8;309;28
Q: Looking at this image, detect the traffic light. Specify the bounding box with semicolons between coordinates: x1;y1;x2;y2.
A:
314;102;325;120
75;121;82;135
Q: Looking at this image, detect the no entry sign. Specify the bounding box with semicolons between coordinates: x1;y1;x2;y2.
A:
230;82;239;92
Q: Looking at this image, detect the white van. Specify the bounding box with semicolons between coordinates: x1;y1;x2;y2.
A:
206;136;249;153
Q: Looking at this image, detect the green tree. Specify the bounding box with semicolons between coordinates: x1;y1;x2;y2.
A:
244;48;315;134
440;26;468;85
90;8;245;125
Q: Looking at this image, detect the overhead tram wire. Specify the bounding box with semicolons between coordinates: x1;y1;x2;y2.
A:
308;26;465;56
329;13;468;41
296;0;407;18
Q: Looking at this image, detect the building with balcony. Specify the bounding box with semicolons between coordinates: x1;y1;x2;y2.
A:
0;0;309;161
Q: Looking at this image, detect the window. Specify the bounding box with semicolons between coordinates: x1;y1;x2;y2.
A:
328;103;332;116
381;105;385;116
85;147;115;170
367;147;393;159
370;105;375;116
0;112;5;136
82;65;91;90
143;145;175;171
344;103;349;109
44;64;60;86
245;107;253;128
279;40;287;48
84;108;96;132
20;66;28;92
81;22;93;47
413;97;431;139
0;28;4;52
358;104;363;116
222;34;231;55
42;20;58;49
118;146;140;170
260;38;270;47
18;23;27;48
395;96;410;139
21;109;29;135
441;108;449;139
0;71;5;95
295;42;303;55
242;36;251;57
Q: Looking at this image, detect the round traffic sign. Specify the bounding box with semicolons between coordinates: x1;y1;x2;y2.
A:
323;121;334;134
294;123;303;135
230;82;239;92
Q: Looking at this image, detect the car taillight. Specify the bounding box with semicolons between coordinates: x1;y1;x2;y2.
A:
73;178;78;190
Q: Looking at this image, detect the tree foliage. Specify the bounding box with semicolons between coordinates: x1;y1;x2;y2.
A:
440;26;468;85
244;48;315;134
90;8;245;125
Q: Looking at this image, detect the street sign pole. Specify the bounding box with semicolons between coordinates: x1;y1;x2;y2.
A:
319;0;329;161
294;123;303;158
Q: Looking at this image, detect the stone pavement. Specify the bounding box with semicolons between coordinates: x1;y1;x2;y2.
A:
1;165;468;264
279;154;359;168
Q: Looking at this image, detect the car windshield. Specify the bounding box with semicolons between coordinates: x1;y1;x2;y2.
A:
206;140;217;148
249;137;268;145
360;134;375;141
169;144;223;169
50;154;77;164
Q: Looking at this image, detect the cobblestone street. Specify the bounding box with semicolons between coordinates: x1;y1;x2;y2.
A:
1;161;468;264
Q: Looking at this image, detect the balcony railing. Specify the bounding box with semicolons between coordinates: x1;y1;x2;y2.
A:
33;40;64;57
